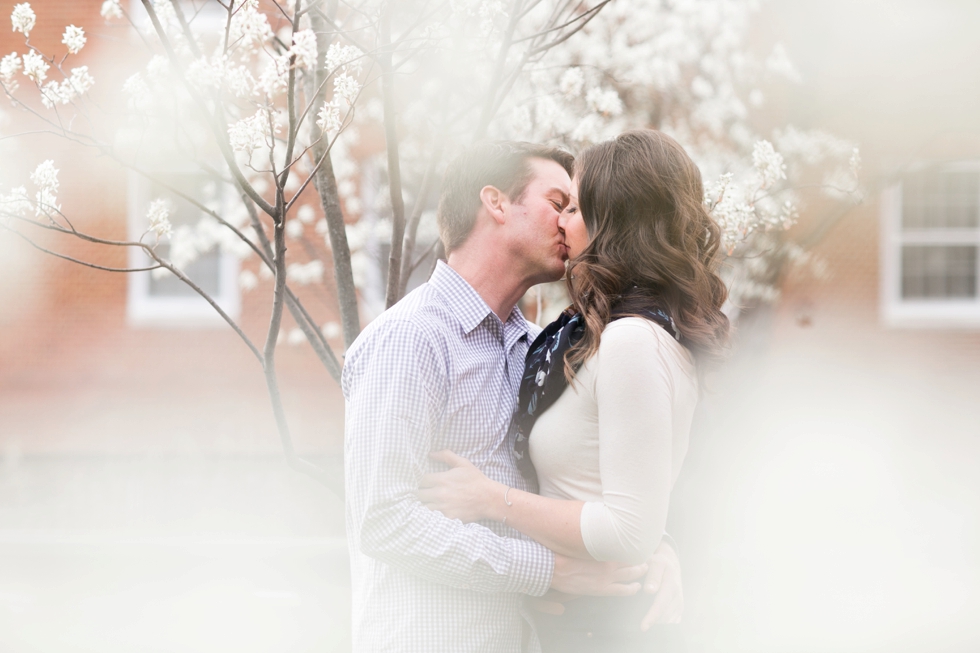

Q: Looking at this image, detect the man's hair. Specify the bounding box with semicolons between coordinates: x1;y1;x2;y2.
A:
436;141;575;253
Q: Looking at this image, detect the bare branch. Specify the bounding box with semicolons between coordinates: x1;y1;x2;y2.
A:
381;4;408;309
398;141;443;299
310;6;361;349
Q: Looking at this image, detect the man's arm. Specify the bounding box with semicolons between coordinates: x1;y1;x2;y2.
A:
344;319;553;596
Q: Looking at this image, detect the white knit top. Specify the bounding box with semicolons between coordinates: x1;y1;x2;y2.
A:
527;317;698;564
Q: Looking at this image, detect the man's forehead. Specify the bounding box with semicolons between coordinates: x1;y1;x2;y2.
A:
526;157;571;193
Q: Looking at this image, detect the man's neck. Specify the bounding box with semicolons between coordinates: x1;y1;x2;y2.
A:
446;250;531;322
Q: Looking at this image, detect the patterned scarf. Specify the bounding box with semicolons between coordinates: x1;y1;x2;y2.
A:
513;305;680;486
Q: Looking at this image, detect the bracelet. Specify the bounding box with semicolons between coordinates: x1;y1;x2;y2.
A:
504;487;514;506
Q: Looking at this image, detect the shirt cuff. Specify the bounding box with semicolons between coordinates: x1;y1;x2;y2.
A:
500;538;554;597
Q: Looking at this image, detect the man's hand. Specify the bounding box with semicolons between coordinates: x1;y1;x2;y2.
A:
550;554;647;596
640;539;683;629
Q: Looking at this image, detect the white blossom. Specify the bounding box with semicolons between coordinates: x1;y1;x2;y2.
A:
325;43;362;75
146;198;173;239
62;25;86;55
0;185;30;217
239;269;258;291
286;259;324;285
321;322;341;339
228;1;273;53
752;140;786;188
122;73;150;110
290;29;318;70
316;100;342;133
559;67;585;98
0;52;20;92
333;73;360;103
257;53;289;96
100;1;123;20
297;205;315;224
67;66;94;95
285;219;304;239
10;3;35;38
585;87;623;116
21;50;48;84
287;328;305;346
228;108;278;155
30;159;59;217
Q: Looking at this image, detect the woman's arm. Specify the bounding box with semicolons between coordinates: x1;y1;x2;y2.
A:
419;449;592;558
579;321;676;564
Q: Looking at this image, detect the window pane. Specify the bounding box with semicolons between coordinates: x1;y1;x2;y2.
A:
901;245;977;298
902;169;979;229
147;174;221;298
149;245;221;297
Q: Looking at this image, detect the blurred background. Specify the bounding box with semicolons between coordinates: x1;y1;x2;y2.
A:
1;0;978;651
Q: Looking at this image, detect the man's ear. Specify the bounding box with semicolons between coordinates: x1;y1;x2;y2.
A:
479;185;508;226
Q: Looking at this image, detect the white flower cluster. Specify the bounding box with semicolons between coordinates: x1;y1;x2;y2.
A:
186;54;254;98
62;25;86;55
40;66;94;109
21;50;47;83
100;0;123;20
228;108;279;156
228;0;273;54
239;269;258;292
0;185;30;219
29;159;59;217
10;3;35;38
325;43;362;75
290;30;318;71
146;198;173;239
0;52;22;92
286;259;324;285
752;140;786;189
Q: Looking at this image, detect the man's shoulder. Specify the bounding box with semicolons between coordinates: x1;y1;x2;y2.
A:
342;283;457;389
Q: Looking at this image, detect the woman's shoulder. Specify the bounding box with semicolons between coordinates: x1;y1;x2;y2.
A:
599;317;696;374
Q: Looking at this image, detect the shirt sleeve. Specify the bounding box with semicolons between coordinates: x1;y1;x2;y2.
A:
343;319;553;596
579;320;675;564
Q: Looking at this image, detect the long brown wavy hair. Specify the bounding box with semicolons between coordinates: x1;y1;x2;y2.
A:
565;129;730;379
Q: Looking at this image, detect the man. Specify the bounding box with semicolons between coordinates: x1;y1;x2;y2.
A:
343;141;682;652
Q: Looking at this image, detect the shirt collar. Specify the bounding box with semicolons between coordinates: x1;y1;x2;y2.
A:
430;260;531;342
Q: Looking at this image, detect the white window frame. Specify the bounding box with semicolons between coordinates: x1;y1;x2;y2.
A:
881;161;980;328
126;171;240;328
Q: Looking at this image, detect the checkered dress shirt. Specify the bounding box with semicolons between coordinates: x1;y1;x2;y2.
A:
342;261;555;653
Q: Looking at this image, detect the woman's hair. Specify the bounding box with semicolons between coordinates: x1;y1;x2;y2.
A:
565;129;730;378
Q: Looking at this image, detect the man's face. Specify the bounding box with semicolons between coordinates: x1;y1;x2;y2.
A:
506;157;572;283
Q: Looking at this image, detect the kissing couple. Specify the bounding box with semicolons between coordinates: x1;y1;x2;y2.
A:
343;129;730;653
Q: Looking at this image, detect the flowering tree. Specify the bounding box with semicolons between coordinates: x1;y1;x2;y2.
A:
0;0;858;494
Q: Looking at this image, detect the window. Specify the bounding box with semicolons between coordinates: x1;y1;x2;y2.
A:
881;162;980;327
126;171;240;327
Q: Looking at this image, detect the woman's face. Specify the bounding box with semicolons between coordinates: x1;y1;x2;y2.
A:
559;178;588;260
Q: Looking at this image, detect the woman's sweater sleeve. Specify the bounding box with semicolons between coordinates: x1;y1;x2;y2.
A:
579;320;674;564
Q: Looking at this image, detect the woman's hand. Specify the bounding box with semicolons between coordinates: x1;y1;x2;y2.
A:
418;450;503;523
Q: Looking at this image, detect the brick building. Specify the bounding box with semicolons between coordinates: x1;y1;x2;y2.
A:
0;1;347;457
2;0;979;459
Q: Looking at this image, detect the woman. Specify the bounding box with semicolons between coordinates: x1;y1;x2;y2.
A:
418;129;730;652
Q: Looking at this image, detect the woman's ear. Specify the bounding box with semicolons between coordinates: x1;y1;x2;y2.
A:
479;185;508;226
